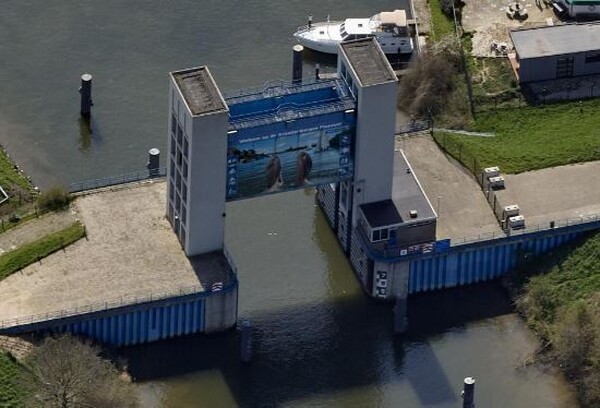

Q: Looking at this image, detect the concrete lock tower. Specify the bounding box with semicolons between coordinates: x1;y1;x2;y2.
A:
167;67;229;256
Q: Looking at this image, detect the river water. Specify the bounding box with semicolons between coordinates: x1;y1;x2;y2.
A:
0;1;577;407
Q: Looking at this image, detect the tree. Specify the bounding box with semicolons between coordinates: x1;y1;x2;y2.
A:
22;335;137;408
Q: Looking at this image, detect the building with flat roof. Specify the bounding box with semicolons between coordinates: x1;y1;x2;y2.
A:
556;0;600;19
509;23;600;82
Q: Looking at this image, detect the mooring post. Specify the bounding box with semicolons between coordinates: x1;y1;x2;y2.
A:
79;73;93;118
462;377;476;408
147;148;160;177
292;45;304;83
394;297;408;334
315;63;320;80
240;319;253;363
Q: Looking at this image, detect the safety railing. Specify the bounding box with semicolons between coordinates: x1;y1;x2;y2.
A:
0;258;238;331
355;212;600;260
69;168;166;193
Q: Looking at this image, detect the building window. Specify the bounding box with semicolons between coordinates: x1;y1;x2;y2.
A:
182;182;188;201
177;149;183;166
372;229;380;241
171;114;177;135
340;183;348;209
177;124;183;145
169;160;175;178
181;203;187;224
380;228;389;241
170;136;176;156
176;170;181;189
182;160;188;179
585;51;600;64
183;137;189;159
168;181;174;201
556;57;574;78
180;226;186;245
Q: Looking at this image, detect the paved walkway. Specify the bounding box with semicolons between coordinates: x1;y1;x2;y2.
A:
0;181;208;323
397;133;503;242
495;161;600;229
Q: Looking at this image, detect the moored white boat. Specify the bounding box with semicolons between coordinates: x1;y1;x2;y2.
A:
293;10;414;55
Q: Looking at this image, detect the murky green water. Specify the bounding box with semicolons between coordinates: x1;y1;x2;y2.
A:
0;2;577;407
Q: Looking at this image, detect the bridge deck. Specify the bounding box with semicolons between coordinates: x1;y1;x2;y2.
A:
0;181;230;326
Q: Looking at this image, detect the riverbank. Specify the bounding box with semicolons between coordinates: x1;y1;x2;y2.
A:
513;231;600;407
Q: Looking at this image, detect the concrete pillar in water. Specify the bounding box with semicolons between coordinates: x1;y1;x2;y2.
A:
394;297;408;334
462;377;476;408
240;319;253;363
292;45;304;83
148;148;160;177
79;73;93;118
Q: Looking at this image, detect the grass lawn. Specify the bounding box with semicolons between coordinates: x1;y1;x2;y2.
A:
0;148;36;220
428;0;456;40
0;222;85;281
433;97;600;173
0;352;27;407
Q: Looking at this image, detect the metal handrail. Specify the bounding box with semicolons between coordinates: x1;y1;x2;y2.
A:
0;262;238;331
356;212;600;260
69;168;167;193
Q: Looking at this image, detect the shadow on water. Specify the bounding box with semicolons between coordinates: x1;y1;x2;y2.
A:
78;116;102;153
120;191;518;406
123;262;514;407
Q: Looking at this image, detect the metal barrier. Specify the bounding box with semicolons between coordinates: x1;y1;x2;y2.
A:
355;212;600;261
69;168;167;193
0;263;238;331
395;119;432;135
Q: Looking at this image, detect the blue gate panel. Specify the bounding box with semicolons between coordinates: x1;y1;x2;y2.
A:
408;228;589;294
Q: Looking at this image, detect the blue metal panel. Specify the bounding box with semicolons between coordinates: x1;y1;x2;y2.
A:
407;228;589;294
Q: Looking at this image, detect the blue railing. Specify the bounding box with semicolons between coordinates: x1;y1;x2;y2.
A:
69;168;167;193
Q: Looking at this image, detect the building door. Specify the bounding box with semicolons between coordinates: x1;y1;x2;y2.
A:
556;57;574;78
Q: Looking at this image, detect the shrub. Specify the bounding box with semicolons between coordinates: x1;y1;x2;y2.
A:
37;186;71;212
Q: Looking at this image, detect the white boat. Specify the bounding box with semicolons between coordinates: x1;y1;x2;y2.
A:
293;10;414;55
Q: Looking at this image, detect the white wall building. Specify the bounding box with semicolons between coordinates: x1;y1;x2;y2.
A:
168;66;229;256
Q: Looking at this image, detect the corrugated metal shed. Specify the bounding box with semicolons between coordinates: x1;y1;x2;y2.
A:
510;23;600;59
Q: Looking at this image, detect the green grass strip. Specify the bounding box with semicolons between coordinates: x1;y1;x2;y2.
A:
0;222;85;281
0;150;32;193
428;0;456;40
0;351;28;407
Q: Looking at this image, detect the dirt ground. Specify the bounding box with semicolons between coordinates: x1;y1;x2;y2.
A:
463;0;556;57
0;180;215;324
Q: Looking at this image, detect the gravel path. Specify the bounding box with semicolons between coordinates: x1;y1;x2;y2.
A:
0;210;78;254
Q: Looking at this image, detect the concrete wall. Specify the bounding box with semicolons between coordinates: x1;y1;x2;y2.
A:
186;111;228;255
337;51;398;228
351;80;398;226
0;283;239;347
168;74;229;256
349;216;600;299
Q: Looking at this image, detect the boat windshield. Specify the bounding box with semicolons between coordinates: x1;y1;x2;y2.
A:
339;23;349;39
